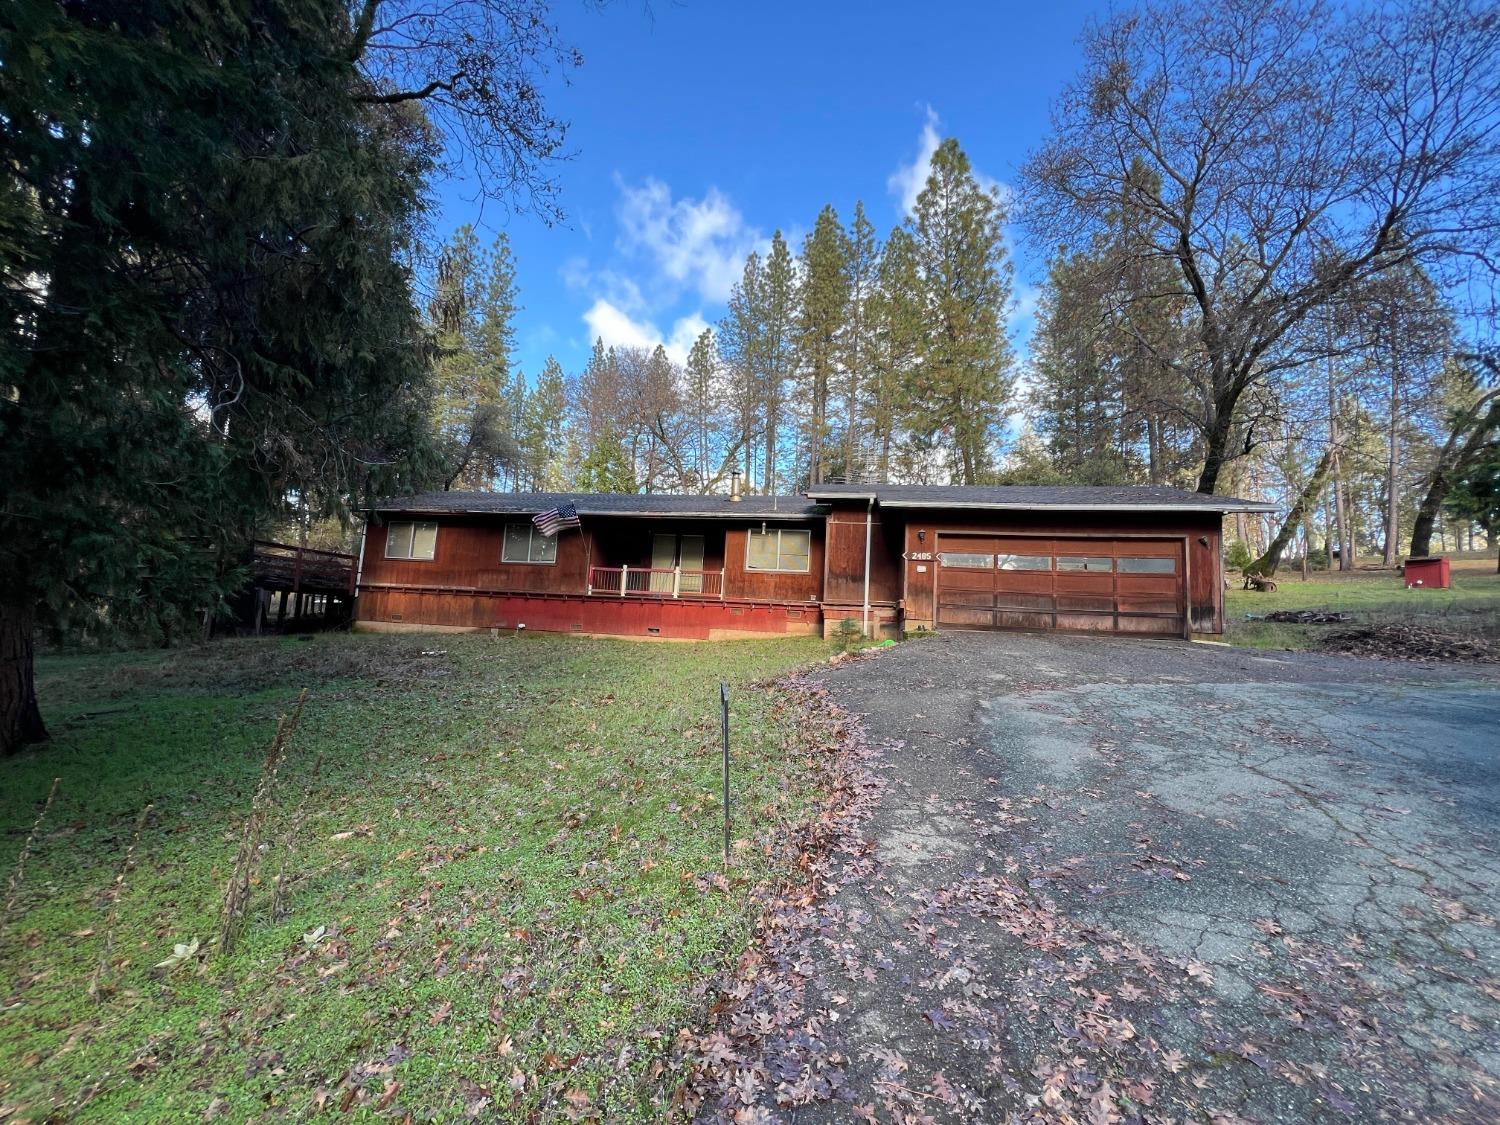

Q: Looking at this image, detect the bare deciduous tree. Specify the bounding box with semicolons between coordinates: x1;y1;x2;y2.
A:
349;0;585;222
1022;0;1500;494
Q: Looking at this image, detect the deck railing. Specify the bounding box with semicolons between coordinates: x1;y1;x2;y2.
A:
587;566;725;599
252;540;356;595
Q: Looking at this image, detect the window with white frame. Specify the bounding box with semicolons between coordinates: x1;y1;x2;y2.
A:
384;520;437;560
746;528;811;572
502;522;557;564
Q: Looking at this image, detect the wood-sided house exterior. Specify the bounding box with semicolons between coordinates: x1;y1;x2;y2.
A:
355;484;1272;641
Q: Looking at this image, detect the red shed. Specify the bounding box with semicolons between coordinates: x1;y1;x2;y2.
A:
1404;556;1451;589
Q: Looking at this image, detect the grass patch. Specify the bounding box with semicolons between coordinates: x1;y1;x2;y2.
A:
0;632;838;1122
1226;555;1500;651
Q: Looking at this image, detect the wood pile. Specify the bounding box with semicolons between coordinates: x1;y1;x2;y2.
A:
1320;622;1499;663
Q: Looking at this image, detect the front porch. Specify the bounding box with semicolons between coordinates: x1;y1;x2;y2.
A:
586;565;726;599
355;505;828;640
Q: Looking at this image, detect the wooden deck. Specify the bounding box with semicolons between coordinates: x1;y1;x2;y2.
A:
252;540;356;596
246;540;356;632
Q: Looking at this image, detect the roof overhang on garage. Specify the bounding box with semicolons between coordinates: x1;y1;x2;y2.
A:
805;484;1277;515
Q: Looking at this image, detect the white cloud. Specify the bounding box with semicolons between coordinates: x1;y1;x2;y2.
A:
614;176;765;303
888;105;1010;217
582;299;707;365
888;106;944;217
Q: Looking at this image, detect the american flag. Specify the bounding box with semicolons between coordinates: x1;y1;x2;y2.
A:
532;501;581;537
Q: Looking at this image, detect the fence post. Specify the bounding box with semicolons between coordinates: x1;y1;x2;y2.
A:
720;680;730;867
620;564;628;596
290;547;304;612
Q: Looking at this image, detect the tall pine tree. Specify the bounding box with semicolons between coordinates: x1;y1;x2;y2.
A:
796;207;852;486
838;202;880;481
908;138;1015;484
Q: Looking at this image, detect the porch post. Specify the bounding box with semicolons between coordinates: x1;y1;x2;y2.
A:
672;566;681;598
620;564;628;596
720;567;726;600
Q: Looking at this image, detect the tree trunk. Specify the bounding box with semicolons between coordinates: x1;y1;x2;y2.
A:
1147;414;1162;486
1326;354;1352;571
1383;337;1401;567
1195;405;1236;494
1410;390;1500;558
1;603;48;758
1249;449;1334;578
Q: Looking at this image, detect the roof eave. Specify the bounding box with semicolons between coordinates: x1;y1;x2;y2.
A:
366;506;824;520
875;499;1278;514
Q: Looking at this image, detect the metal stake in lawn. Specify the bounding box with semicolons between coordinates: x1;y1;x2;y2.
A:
720;680;731;867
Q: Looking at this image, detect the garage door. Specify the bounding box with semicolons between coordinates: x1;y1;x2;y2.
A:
935;536;1184;636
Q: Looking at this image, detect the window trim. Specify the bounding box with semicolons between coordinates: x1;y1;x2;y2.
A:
1056;555;1114;572
745;527;812;573
384;520;438;561
501;521;558;566
996;552;1052;571
938;551;994;569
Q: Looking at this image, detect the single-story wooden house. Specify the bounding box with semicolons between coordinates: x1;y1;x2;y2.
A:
354;483;1273;641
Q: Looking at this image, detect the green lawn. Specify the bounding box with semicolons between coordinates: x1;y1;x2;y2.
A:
1226;555;1500;650
0;633;838;1122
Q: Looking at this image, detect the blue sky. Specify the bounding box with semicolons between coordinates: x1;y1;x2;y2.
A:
433;0;1106;381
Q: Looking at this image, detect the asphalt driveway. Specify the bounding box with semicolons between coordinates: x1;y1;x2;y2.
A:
694;632;1500;1123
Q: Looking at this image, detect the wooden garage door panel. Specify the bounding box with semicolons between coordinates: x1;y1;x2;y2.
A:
942;587;996;607
994;570;1051;592
994;591;1054;612
994;610;1053;630
936;534;1184;636
942;605;997;627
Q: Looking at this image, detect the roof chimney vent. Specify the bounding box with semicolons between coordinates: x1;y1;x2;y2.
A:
728;470;743;503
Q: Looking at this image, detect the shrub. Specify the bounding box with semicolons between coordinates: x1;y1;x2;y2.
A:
1225;539;1255;571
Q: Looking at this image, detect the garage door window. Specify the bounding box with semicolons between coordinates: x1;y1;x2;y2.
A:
939;552;993;568
997;553;1050;570
1057;555;1112;572
1118;557;1176;573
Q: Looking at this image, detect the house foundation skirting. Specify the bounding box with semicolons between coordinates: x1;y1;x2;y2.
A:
355;586;822;641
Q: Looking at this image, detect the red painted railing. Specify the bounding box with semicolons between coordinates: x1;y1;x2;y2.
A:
587;566;724;599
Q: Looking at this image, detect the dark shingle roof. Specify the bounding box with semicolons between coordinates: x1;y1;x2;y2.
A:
370;490;826;520
805;483;1275;512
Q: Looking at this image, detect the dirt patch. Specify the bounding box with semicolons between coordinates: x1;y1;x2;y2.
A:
1319;622;1499;663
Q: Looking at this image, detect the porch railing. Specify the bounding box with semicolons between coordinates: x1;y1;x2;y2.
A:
587;566;725;599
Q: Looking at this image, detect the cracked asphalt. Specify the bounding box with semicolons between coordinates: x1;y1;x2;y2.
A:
741;631;1500;1122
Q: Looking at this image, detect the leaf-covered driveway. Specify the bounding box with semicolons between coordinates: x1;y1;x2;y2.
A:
683;632;1500;1123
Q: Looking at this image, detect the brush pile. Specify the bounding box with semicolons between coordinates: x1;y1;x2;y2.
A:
1321;622;1499;663
1262;609;1352;624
